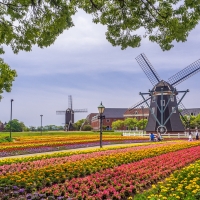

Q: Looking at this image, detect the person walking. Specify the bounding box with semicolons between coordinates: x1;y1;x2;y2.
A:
196;130;199;140
188;132;193;141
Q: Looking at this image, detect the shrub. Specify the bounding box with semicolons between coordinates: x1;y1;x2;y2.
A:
83;125;92;131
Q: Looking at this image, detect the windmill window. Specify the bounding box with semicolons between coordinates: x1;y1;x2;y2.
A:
135;111;138;114
152;96;156;102
172;107;176;113
151;107;155;114
170;96;174;102
106;119;110;122
161;100;165;106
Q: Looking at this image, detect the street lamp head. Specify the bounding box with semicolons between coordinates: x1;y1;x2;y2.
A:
11;99;14;102
98;102;105;114
187;115;190;120
40;115;43;117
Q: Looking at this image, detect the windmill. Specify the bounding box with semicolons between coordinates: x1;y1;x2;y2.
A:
56;95;87;131
129;53;200;135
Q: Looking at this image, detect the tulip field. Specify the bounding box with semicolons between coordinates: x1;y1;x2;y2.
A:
0;135;149;157
0;135;199;200
0;134;183;157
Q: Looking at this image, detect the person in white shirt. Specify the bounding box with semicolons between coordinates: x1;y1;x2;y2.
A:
188;132;193;141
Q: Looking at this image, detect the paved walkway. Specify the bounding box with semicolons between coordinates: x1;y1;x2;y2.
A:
0;143;143;160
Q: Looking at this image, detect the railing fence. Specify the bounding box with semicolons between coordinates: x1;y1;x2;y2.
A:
116;130;193;138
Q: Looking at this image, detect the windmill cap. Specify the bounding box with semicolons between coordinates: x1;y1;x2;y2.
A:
153;80;176;93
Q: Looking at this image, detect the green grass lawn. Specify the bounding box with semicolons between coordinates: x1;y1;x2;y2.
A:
0;131;122;138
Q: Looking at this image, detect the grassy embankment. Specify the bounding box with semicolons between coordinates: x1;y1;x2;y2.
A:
0;131;122;138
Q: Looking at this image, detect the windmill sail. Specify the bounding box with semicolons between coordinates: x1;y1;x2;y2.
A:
68;95;73;110
74;109;88;112
168;59;200;86
176;96;190;116
129;97;151;111
136;53;161;86
56;111;66;115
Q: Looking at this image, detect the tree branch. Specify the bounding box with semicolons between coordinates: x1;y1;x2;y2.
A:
0;1;28;7
140;0;164;26
89;0;99;10
145;0;168;19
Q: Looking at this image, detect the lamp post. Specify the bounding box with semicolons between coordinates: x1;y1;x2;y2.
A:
10;99;14;139
141;106;144;135
98;102;105;148
40;115;43;135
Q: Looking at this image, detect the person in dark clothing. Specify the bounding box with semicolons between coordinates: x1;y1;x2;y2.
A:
157;133;161;141
196;131;199;140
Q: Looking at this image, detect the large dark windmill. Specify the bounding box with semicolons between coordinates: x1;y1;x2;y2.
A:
129;53;200;134
56;95;87;131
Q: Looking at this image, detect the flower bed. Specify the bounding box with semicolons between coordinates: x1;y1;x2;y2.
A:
0;143;167;175
37;145;200;199
0;135;149;157
0;141;199;192
0;142;151;165
134;159;200;200
0;135;148;150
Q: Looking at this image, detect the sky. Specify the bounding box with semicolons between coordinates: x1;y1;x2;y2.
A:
0;10;200;127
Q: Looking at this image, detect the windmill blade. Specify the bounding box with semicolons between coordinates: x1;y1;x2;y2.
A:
56;111;65;115
176;96;190;116
129;97;151;111
135;53;161;86
74;109;88;113
168;59;200;86
68;95;72;110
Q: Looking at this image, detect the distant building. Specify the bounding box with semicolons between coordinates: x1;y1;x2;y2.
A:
124;107;149;120
85;113;98;125
181;108;200;116
91;108;127;130
0;122;6;131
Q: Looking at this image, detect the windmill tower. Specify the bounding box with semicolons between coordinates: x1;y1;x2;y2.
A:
56;95;87;131
129;53;200;135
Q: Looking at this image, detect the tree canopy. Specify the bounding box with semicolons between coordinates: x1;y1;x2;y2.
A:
112;118;148;130
181;114;200;129
0;58;17;99
0;0;75;54
5;119;25;132
0;0;200;53
73;119;86;130
112;120;124;130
